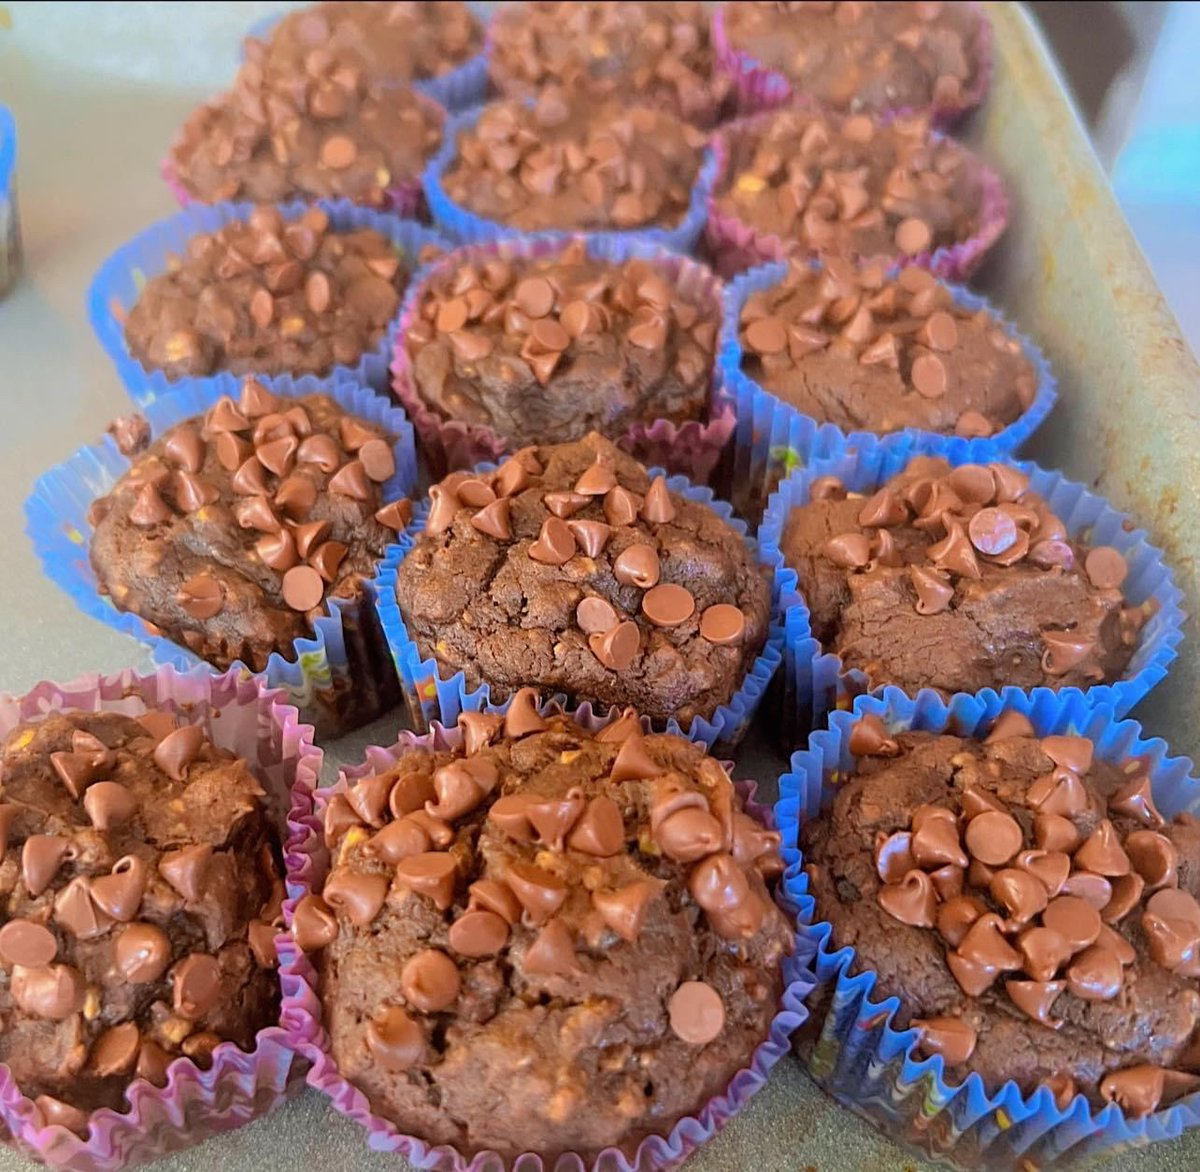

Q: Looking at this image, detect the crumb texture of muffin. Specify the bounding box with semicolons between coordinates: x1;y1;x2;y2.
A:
488;1;731;125
780;457;1146;695
714;108;986;265
722;0;984;114
89;380;411;673
395;433;771;727
0;709;284;1133
441;88;708;234
405;238;717;447
294;701;792;1159
123;207;406;381
169;37;442;206
737;260;1035;439
803;711;1200;1118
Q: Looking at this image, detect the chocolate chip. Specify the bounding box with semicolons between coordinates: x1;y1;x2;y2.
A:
153;724;205;781
911;353;948;398
367;1007;425;1072
175;573;224;620
514;276;555;319
359;439;396;483
589;619;640;671
282;564;325;611
1084;546;1128;590
641;582;695;628
528;516;577;565
895;217;932;255
0;920;58;968
613;543;660;589
640;476;676;524
173;952;222;1018
115;922;172;983
566;519;612;557
699;604;746;646
576;596;619;635
968;507;1018;556
328;459;372;500
668;981;725;1045
375;499;414;533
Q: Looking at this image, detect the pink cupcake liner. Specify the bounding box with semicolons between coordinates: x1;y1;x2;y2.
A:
390;234;735;484
0;664;322;1171
280;698;814;1172
703;110;1009;282
712;2;993;127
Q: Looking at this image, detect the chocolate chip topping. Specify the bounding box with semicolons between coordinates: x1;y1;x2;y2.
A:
405;238;717;449
442;87;707;234
89;384;409;673
780;456;1146;696
738;260;1035;438
0;710;283;1125
168;27;443;207
395;433;770;727
805;714;1200;1116
123;208;408;381
488;1;732;126
722;1;984;116
714;107;989;267
299;701;791;1158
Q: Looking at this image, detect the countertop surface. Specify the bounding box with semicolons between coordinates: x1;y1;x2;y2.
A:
0;3;1196;1170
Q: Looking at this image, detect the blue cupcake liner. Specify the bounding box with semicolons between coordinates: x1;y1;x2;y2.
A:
241;4;491;113
25;373;417;738
87;197;448;409
717;259;1058;524
373;464;785;750
758;447;1184;746
422;101;718;255
0;105;20;297
776;685;1200;1168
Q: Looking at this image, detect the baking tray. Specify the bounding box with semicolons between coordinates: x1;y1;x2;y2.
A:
0;1;1198;1168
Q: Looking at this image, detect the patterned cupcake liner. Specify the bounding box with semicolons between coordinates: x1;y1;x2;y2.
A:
89;196;449;408
422;102;718;256
703;109;1008;282
717;259;1058;523
374;466;786;750
280;696;815;1172
26;374;416;739
711;2;993;128
757;449;1185;748
0;663;321;1171
241;3;491;113
776;686;1200;1169
0;104;21;298
390;233;734;483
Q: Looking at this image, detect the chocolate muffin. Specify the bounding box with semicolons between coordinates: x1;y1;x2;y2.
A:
168;38;442;207
736;260;1037;440
721;1;985;116
712;107;992;266
488;1;732;127
437;87;708;235
88;379;413;676
802;710;1200;1117
257;1;483;88
779;457;1147;695
393;433;772;729
122;206;408;382
0;708;284;1134
402;237;719;449
292;697;792;1159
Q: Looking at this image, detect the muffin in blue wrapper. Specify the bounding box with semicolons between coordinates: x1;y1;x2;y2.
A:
374;448;786;751
87;197;448;409
26;373;417;738
423;99;718;255
777;686;1200;1168
718;259;1058;525
0;105;20;298
759;447;1184;747
241;2;490;113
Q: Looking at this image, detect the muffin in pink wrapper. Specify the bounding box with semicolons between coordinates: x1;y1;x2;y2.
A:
712;1;992;126
391;234;734;483
0;664;321;1171
280;691;813;1169
163;30;444;216
705;106;1007;281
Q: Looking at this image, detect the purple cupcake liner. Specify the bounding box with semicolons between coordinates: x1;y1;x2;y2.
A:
373;466;786;750
757;448;1185;749
717;258;1058;523
422;102;718;256
88;196;449;409
776;686;1200;1168
390;233;734;483
241;3;491;113
711;2;993;127
703;108;1008;282
26;373;416;739
0;664;321;1171
280;696;815;1172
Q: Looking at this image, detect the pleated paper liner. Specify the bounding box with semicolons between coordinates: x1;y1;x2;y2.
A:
0;104;21;298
